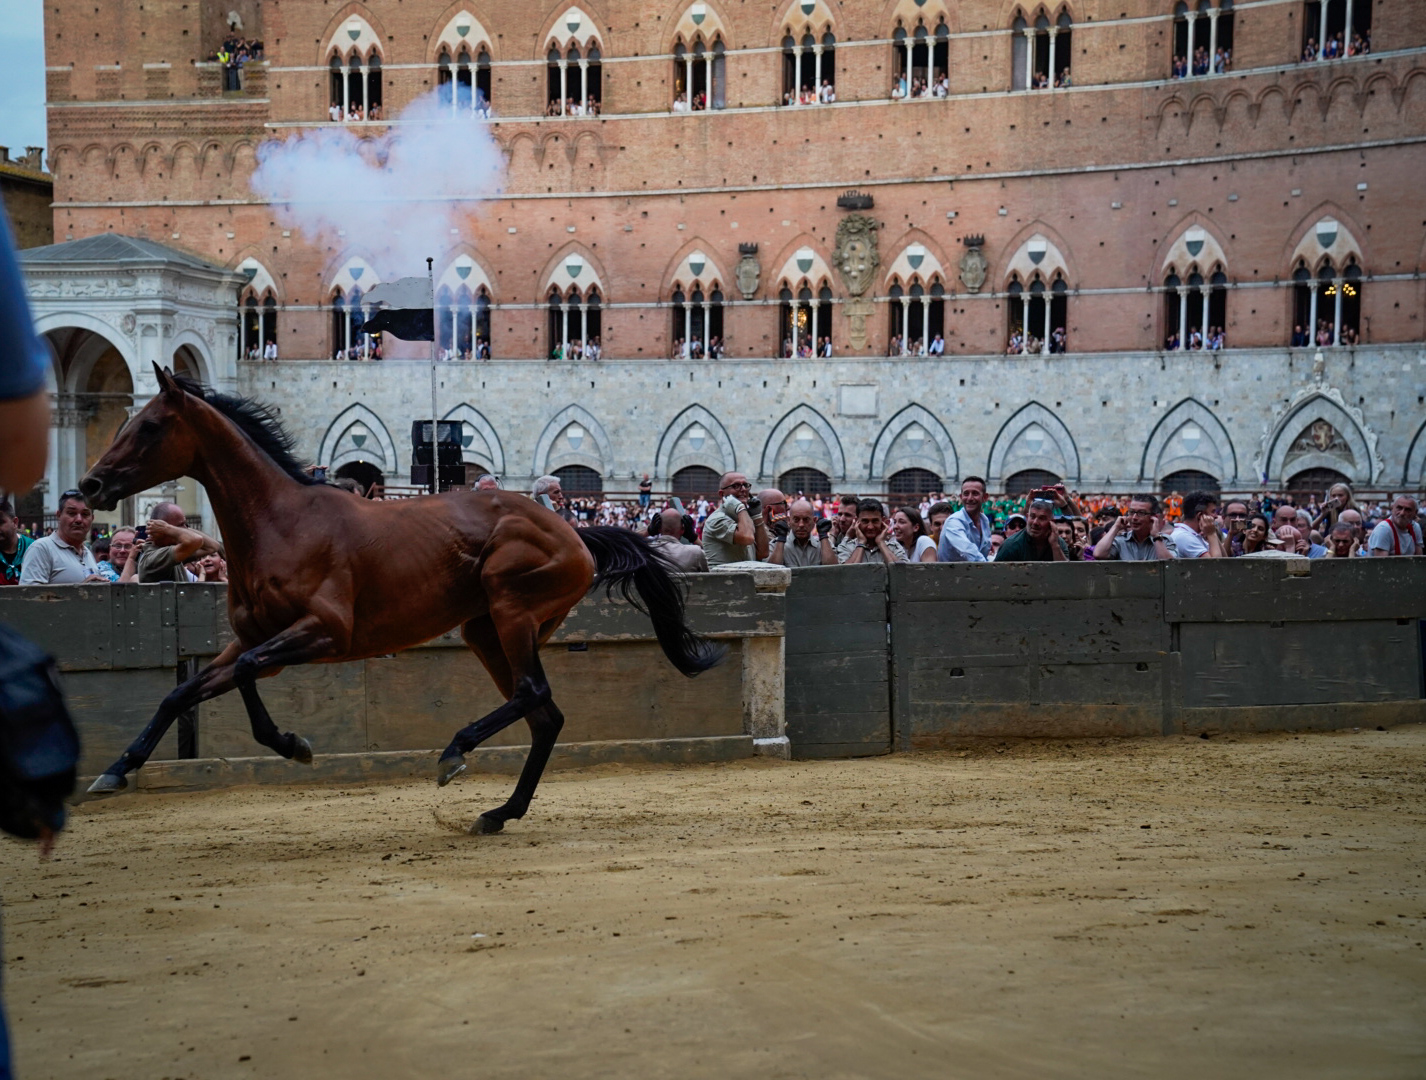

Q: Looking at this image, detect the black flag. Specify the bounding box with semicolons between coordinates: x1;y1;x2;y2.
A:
362;277;435;341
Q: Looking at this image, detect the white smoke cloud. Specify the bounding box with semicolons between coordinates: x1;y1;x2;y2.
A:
250;92;505;277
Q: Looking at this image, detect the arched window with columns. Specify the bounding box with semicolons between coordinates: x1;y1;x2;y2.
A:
330;286;371;359
779;284;833;357
1302;0;1372;61
1293;257;1363;347
884;242;950;353
669;288;725;358
781;20;836;105
1172;0;1234;78
1006;273;1068;355
1012;8;1072;91
438;47;493;116
891;18;949;99
673;38;727;111
326;18;383;121
547;286;602;359
545;10;603;116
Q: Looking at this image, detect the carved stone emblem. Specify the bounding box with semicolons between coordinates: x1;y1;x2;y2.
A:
834;215;879;297
1287;420;1354;464
735;242;760;300
844;296;875;352
958;234;988;294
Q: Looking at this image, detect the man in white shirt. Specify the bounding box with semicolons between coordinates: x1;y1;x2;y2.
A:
937;476;994;563
1170;491;1225;558
18;491;106;584
1368;495;1421;556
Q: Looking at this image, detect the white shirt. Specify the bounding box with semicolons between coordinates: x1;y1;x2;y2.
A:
1170;523;1210;559
18;534;99;584
910;535;937;562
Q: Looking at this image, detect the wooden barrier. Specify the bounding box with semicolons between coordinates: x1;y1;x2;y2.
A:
0;571;789;785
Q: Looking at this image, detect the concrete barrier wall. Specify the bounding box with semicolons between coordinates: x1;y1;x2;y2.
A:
0;572;787;782
794;558;1426;752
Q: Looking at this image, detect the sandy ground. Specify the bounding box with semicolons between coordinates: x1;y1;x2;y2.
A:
2;726;1424;1080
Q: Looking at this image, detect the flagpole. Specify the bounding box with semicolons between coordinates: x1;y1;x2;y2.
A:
427;256;438;495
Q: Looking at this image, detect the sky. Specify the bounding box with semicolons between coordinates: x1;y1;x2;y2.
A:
0;0;48;160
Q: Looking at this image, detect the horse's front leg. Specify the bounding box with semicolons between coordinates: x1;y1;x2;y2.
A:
231;614;345;762
88;640;245;794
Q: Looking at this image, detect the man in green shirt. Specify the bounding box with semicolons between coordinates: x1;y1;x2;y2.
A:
0;499;32;585
994;497;1069;562
137;502;223;583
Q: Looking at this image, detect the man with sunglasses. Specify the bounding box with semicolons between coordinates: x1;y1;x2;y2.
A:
18;491;107;585
701;471;768;566
1090;494;1173;561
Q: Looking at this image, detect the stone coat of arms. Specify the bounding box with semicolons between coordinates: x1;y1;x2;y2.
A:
735;243;760;299
959;235;989;294
834;215;879;297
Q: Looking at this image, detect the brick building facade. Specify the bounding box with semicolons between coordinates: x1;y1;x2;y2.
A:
25;0;1426;515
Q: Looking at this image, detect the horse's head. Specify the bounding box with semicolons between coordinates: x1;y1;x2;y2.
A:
80;364;201;511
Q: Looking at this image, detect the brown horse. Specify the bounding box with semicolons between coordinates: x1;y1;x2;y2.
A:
79;365;722;833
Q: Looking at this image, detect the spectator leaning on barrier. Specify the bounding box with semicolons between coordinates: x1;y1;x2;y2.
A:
1092;494;1173;561
0;500;32;586
137;502;223;583
18;491;107;584
1222;499;1250;551
770;498;836;567
995;497;1068;562
938;476;994;563
97;527;136;582
1368;495;1421;557
892;505;938;563
1169;490;1225;558
648;508;709;572
829;494;861;549
702;471;766;566
838;498;909;564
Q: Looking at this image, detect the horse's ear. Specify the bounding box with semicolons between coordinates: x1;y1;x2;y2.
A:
153;363;180;397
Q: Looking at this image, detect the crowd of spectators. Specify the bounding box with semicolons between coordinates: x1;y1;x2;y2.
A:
211;32;263;92
1291;321;1360;348
1301;30;1369;62
787;82;836;106
547;96;601;117
1171;45;1231;78
328;102;384;123
1165;326;1226;351
4;478;1419;589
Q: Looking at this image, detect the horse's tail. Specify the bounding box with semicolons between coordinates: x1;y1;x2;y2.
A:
577;527;726;678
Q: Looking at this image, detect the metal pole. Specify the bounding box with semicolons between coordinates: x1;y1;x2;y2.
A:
428;256;438;494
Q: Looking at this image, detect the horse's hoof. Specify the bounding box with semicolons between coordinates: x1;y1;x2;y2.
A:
87;773;128;796
469;813;504;835
436;756;467;787
290;736;313;765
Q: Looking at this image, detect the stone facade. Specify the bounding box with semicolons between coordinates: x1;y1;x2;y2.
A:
30;0;1426;515
256;345;1426;496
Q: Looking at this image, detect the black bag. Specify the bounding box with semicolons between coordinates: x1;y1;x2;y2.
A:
0;623;80;839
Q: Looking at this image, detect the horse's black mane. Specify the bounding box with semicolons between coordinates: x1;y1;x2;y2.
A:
173;374;322;486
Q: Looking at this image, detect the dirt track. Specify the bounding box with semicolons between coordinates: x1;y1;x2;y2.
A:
3;726;1424;1080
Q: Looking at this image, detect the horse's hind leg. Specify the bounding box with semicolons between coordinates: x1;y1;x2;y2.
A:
87;641;245;794
435;615;542;787
238;681;313;764
471;696;565;835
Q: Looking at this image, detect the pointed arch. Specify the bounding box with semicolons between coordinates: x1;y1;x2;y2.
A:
233;255;280;301
533;404;614;476
670;0;731;48
771;239;835;291
654;403;737;481
1404;419;1426;487
662;241;729;294
435;251;494;296
317;402;400;475
1261;390;1379;485
321;9;385;62
868;403;958;483
542;243;607;296
986;401;1080;487
1002;229;1072;284
1156;217;1231;277
540;5;603;50
773;0;837;36
1138;398;1238;485
430;8;496;61
441;402;505;474
883;233;950;287
327;254;382;294
1285;204;1367;274
759;403;845;484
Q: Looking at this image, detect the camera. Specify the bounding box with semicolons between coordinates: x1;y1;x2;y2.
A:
135;525;148;542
